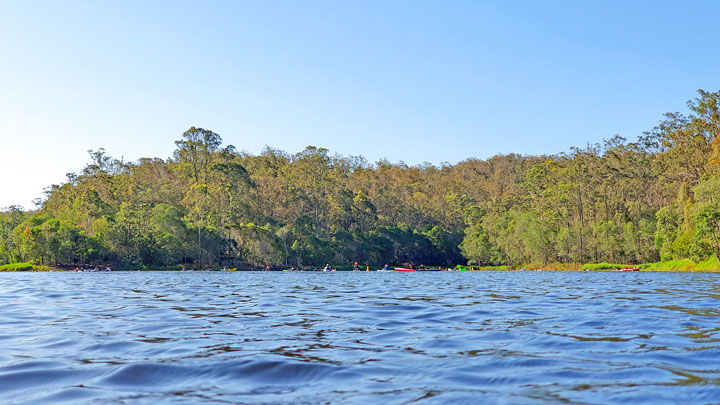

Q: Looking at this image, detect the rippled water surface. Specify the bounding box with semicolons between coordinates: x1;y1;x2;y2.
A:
2;271;720;404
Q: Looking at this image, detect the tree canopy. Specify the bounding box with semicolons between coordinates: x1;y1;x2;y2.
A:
2;90;720;269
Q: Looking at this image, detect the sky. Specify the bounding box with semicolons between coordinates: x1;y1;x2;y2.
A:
1;0;719;209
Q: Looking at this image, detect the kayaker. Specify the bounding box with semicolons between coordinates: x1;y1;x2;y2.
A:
383;264;390;270
324;264;331;271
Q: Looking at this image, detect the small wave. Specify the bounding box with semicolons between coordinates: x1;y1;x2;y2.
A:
215;358;342;384
100;363;209;388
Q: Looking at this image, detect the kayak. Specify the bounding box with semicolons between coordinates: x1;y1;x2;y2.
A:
394;267;416;272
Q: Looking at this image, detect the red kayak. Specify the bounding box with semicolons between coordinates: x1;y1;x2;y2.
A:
394;267;416;272
617;267;640;272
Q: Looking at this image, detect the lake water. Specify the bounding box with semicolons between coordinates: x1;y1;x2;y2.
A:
1;271;719;404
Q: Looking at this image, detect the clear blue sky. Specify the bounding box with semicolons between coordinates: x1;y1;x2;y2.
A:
1;0;719;209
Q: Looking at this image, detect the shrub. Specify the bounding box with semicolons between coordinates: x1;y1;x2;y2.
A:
0;262;35;271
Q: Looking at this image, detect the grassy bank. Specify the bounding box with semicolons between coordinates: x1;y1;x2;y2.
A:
0;262;54;271
507;258;720;272
639;256;720;272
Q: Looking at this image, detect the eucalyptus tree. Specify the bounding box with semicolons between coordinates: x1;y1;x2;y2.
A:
172;127;225;265
0;206;26;264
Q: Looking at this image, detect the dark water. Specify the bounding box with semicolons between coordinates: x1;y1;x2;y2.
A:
1;271;720;404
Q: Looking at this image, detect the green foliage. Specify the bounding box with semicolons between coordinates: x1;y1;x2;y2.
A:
2;91;720;269
0;262;35;271
643;257;720;272
692;206;720;261
693;256;720;271
461;206;504;265
0;205;26;264
478;265;510;270
234;222;284;266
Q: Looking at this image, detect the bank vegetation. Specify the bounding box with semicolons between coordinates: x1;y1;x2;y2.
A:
2;90;720;270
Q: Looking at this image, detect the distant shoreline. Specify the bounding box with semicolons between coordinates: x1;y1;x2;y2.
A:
3;261;719;273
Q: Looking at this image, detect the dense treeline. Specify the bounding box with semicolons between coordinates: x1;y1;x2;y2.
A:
2;90;720;269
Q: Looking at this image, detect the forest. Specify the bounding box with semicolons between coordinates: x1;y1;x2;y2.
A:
1;90;720;270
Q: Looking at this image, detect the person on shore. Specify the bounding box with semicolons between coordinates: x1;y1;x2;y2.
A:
353;261;359;271
324;264;331;271
265;265;270;271
383;264;390;270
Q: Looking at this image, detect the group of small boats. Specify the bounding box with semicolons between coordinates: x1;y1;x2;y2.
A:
256;264;644;272
281;265;470;272
389;266;466;272
380;267;457;272
71;267;112;272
